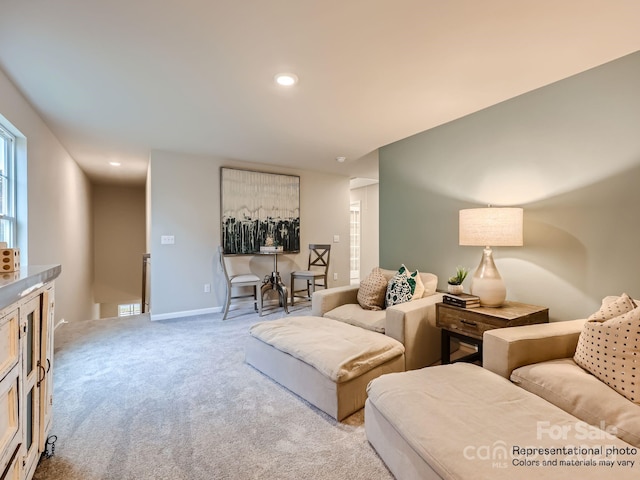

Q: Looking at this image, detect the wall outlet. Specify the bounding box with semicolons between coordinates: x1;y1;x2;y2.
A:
161;235;175;245
333;234;340;243
333;273;338;280
204;283;211;293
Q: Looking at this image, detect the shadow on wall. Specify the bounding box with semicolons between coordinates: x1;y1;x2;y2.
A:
519;220;587;291
523;160;640;300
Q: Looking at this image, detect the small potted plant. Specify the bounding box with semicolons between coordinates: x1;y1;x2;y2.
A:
260;235;282;252
447;266;469;294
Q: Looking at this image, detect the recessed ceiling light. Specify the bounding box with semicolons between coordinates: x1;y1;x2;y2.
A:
275;73;298;86
336;156;346;163
109;161;121;166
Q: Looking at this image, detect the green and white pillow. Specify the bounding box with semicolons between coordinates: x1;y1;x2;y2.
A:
386;264;421;307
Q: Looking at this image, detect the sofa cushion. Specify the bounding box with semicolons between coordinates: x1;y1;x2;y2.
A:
367;363;639;479
511;357;640;447
323;303;387;333
357;267;387;310
574;306;640;403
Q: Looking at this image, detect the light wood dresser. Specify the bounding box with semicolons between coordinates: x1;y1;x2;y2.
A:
0;265;61;480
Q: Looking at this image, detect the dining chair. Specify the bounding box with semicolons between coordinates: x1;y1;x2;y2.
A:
218;246;263;320
290;244;331;306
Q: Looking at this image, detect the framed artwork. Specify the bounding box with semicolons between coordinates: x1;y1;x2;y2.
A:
221;167;300;254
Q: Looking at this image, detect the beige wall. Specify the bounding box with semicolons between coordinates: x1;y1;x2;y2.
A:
93;184;146;317
148;151;350;319
380;52;640;321
0;68;95;323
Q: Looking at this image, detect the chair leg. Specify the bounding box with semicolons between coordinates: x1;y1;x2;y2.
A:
257;284;263;316
261;282;270;315
253;285;258;312
290;275;295;306
223;285;232;320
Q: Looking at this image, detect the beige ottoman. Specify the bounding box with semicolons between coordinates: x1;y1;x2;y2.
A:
245;316;405;421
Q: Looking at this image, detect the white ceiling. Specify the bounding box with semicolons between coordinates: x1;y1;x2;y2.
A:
1;1;639;185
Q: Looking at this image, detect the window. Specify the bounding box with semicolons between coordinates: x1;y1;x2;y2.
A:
350;201;361;284
0;124;16;247
118;303;141;317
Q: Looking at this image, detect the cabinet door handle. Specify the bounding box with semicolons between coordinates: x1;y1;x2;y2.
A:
460;319;477;327
46;358;51;373
37;362;46;387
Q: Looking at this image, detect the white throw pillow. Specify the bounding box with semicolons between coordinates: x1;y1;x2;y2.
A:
588;293;636;321
409;269;425;300
574;305;640;404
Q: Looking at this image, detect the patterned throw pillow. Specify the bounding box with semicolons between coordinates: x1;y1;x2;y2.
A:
385;265;415;307
357;267;388;310
574;304;640;404
588;293;636;321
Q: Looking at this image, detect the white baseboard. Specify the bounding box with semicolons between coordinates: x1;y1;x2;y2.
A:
149;298;285;321
150;306;222;321
54;319;69;330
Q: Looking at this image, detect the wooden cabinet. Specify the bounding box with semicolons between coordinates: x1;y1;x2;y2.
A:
39;286;54;454
1;308;21;480
21;294;42;480
0;269;58;480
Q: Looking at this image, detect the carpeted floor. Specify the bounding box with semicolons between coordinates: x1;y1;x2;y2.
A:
33;303;394;480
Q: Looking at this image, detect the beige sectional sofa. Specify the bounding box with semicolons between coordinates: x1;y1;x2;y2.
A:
484;318;640;448
365;316;640;479
311;268;444;370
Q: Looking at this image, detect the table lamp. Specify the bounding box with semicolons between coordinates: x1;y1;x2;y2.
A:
459;207;523;307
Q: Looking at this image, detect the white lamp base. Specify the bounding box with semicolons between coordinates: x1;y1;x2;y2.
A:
470;247;506;307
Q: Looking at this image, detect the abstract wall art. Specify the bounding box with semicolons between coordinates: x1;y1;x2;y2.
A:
221;167;300;254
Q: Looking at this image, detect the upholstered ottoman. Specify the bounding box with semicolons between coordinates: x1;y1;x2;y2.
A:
245;316;405;421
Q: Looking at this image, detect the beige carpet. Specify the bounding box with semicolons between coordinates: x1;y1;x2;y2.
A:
33;303;394;480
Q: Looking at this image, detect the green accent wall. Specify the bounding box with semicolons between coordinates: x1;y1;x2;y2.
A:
380;51;640;320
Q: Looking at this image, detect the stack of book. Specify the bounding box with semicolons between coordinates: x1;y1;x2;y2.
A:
260;246;283;252
443;292;480;308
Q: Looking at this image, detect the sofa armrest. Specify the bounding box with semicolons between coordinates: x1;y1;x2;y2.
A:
311;285;360;317
483;319;586;379
385;293;444;370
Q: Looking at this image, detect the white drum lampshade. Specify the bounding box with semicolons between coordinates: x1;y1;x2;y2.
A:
459;207;523;307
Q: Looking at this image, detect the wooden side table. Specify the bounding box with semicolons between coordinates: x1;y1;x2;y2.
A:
436;301;549;365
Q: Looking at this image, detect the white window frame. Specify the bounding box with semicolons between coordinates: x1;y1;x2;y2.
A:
0;123;17;247
350;201;361;284
118;303;142;317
